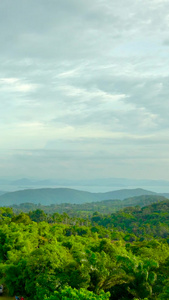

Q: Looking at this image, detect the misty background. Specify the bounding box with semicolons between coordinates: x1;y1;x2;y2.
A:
0;0;169;190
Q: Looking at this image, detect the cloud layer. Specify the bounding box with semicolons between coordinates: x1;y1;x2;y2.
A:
0;0;169;180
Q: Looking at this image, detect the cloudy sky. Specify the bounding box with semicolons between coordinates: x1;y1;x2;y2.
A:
0;0;169;181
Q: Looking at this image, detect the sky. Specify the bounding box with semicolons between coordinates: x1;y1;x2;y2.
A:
0;0;169;181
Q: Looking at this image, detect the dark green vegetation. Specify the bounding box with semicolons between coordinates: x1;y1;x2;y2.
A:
0;187;160;206
1;198;169;299
11;194;166;216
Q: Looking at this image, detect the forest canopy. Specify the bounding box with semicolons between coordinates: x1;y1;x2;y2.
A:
0;200;169;299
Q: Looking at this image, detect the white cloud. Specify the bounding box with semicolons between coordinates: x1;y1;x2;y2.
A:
0;77;37;93
0;0;169;180
0;78;18;84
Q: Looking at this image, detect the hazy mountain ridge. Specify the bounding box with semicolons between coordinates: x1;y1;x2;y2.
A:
0;187;164;206
95;188;156;200
0;191;6;196
0;188;98;206
1;177;169;189
160;193;169;198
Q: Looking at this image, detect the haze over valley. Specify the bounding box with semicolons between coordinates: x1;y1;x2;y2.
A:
1;177;169;194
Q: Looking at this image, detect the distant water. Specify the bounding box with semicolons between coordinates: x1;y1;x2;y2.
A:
0;185;169;194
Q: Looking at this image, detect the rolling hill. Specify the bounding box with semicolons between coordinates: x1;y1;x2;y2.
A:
0;187;160;206
10;194;167;216
95;188;156;200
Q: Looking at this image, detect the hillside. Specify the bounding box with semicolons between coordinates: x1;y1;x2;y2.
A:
0;191;6;196
92;199;169;238
10;194;167;216
0;188;99;206
161;192;169;198
123;194;166;207
95;188;157;200
0;187;158;206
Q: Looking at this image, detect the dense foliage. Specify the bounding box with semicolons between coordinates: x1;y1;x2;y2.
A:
0;200;169;299
92;200;169;239
11;195;167;216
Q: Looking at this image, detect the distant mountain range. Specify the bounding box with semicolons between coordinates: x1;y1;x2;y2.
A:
0;177;169;189
0;187;168;206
